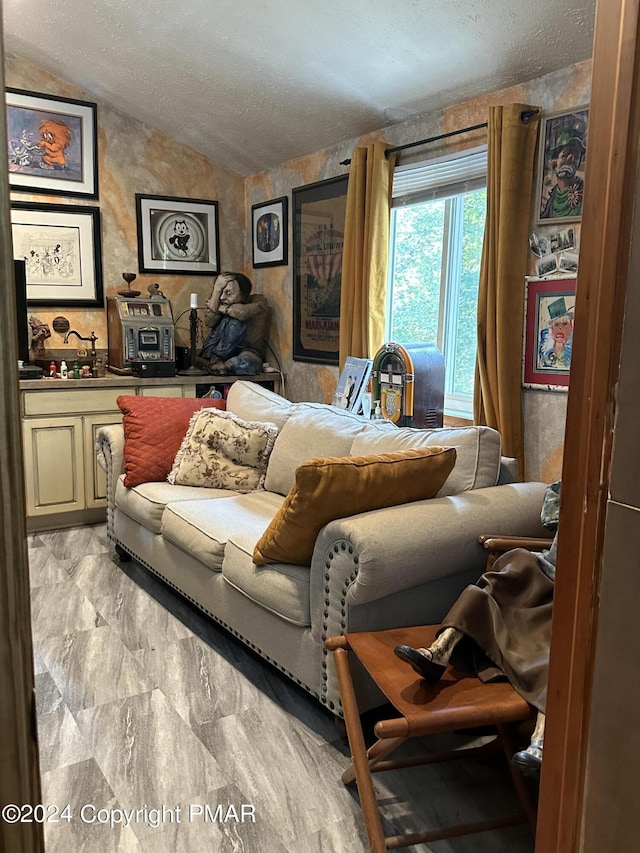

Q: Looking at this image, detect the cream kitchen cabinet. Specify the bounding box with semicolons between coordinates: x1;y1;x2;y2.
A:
20;374;278;531
20;379;198;531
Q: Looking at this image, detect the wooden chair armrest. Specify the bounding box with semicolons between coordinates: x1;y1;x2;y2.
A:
478;534;554;571
478;534;554;553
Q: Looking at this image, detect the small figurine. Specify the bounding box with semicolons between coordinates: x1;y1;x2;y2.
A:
28;315;51;354
147;282;165;299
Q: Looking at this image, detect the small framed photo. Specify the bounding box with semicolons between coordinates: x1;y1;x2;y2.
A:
10;201;103;306
523;277;576;390
536;106;588;225
252;196;288;268
332;356;373;413
6;88;98;199
135;194;220;275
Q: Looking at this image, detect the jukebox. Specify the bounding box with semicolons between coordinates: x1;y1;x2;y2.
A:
371;342;445;428
107;296;176;376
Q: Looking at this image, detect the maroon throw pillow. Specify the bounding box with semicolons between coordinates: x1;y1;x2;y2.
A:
117;395;226;487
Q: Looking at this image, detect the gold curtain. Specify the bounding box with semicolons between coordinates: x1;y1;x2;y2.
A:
474;104;540;474
340;141;396;367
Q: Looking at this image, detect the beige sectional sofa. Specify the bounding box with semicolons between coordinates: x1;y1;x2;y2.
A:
96;380;548;716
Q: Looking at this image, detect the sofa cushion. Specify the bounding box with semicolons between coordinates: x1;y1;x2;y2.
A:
225;379;296;431
161;491;284;571
223;538;311;626
351;422;502;496
264;403;368;495
168;409;278;492
118;395;226;488
115;475;231;534
253;447;457;566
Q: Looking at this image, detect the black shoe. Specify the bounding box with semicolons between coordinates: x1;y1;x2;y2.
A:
511;748;542;780
393;644;446;683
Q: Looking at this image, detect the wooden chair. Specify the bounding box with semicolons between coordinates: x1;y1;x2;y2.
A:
326;622;538;851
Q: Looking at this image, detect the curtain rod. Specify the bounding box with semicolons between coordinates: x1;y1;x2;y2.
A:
339;109;539;166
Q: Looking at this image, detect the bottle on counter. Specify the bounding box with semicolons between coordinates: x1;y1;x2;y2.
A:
372;400;384;420
72;360;81;379
49;361;57;378
60;360;68;379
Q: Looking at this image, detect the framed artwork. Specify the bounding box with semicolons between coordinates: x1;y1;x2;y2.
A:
536;106;588;225
135;194;220;275
6;88;98;199
523;276;576;390
10;202;103;306
252;196;288;268
292;174;349;364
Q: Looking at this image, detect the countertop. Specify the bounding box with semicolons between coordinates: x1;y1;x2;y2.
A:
19;371;278;391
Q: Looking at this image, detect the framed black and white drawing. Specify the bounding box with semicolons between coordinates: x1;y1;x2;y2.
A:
10;202;103;306
135;194;220;275
6;88;99;199
251;196;288;268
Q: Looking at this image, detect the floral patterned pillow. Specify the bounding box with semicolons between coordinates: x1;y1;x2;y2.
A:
167;409;279;492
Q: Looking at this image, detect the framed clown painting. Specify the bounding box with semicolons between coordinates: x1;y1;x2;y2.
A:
536;107;588;225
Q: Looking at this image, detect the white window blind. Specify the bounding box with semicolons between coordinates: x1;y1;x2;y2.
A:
392;145;488;206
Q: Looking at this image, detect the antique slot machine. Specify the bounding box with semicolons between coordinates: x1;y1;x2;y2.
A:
371;342;445;428
107;296;176;376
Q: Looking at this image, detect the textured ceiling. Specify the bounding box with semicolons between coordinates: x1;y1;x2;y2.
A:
2;0;595;176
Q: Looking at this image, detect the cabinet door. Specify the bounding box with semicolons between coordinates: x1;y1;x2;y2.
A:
83;414;121;508
22;417;85;516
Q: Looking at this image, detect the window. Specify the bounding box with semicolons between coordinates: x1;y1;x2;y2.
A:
386;146;487;418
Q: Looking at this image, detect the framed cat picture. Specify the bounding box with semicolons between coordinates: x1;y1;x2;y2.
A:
135;194;220;275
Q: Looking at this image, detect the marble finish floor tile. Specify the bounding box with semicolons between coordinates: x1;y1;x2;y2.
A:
75;689;227;821
37;524;112;560
135;634;299;730
196;704;363;849
64;551;140;599
28;544;74;587
34;672;92;773
30;580;106;640
41;758;141;852
136;783;288;853
29;526;534;853
91;582;194;653
38;624;154;714
32;648;47;676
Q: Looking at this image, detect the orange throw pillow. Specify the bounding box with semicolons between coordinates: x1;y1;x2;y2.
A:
118;395;226;487
253;447;456;566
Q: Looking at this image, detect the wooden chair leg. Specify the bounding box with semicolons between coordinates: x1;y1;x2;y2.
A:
497;722;538;835
333;646;387;853
342;736;407;786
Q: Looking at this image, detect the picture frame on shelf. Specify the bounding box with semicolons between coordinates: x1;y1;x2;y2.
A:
5;88;99;199
292;174;349;365
10;201;103;306
332;356;373;414
523;276;576;390
251;196;288;268
135;194;220;276
536;106;589;225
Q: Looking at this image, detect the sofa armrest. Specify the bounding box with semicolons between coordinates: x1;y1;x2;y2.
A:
96;423;125;540
311;480;548;712
310;480;548;636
